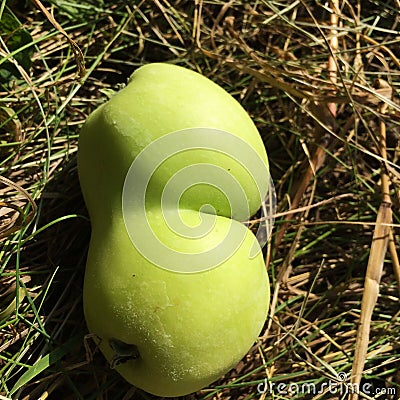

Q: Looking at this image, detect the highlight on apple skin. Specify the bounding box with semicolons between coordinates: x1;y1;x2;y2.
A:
77;62;272;397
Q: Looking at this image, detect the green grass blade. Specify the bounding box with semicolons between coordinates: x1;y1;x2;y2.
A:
9;334;82;396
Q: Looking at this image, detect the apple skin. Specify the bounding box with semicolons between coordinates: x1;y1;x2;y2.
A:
78;63;270;397
84;212;269;397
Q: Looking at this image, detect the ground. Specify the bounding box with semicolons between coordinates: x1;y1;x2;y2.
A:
0;1;399;399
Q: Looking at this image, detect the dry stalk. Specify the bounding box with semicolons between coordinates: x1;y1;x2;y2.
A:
273;0;339;250
349;93;393;399
389;229;400;297
328;0;339;117
31;0;86;79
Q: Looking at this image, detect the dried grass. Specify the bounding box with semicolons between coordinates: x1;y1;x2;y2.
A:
1;1;399;399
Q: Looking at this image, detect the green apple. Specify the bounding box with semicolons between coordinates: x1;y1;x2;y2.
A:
78;63;270;397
